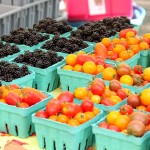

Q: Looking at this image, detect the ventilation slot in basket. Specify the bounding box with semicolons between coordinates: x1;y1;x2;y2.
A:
28;124;32;135
5;123;9;133
15;125;18;136
78;143;81;150
85;139;88;150
47;83;50;92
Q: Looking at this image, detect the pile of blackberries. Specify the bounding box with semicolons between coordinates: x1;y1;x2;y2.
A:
0;42;20;59
33;18;72;35
70;16;134;42
1;28;49;46
14;49;64;69
0;61;30;82
42;36;88;53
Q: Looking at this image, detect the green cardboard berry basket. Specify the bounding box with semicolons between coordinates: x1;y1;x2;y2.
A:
32;109;103;150
1;36;50;52
0;92;53;138
138;50;150;69
0;50;23;62
92;116;150;150
57;66;102;93
0;70;35;87
10;56;65;92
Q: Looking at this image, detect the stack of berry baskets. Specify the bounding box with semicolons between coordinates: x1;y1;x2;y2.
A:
0;61;35;87
69;16;135;46
10;49;65;92
0;42;23;61
32;18;74;38
0;28;50;52
0;84;53;138
32;91;104;150
40;35;93;58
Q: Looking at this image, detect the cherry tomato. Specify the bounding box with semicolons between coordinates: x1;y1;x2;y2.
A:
90;83;105;96
5;92;22;106
119;104;133;115
57;91;74;103
22;91;42;106
81;100;94;112
35;110;48;118
146;105;150;112
100;98;113;106
108;125;121;132
98;122;109;129
46;99;62;116
18;102;30;108
62;102;82;118
133;65;143;74
116;89;127;100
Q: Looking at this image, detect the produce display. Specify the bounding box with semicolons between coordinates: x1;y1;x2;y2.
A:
70;16;134;42
74;78;130;106
0;61;30;82
1;28;49;46
35;91;100;126
0;42;20;59
13;49;64;69
126;88;150;111
0;84;48;107
33;18;72;35
0;15;150;150
98;108;150;137
41;36;88;54
62;52;112;75
102;63;150;86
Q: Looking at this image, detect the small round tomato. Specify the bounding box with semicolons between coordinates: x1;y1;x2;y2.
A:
46;99;62;116
109;52;118;60
18;102;30;108
74;112;88;124
35;110;48;118
81;100;94;112
133;65;143;74
116;89;127;100
90;83;105;96
147;105;150;112
119;104;133;115
108;125;121;132
98;122;109;129
67;119;80;126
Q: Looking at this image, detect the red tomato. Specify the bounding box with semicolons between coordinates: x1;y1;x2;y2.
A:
100;98;113;106
90;83;105;96
57;91;74;103
119;104;133;115
95;58;105;66
94;43;108;59
104;64;113;68
18;102;30;108
142;81;149;86
9;84;20;90
35;110;48;118
119;28;137;38
22;91;42;106
76;54;96;65
107;43;114;51
116;89;127;100
108;125;121;132
46;99;62;116
62;102;82;118
146;105;150;112
92;78;106;87
109;53;118;60
5;92;22;106
133;65;143;74
98;122;109;129
81;100;94;112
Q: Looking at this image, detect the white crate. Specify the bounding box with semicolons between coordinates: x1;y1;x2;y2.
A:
19;0;53;28
0;4;21;35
